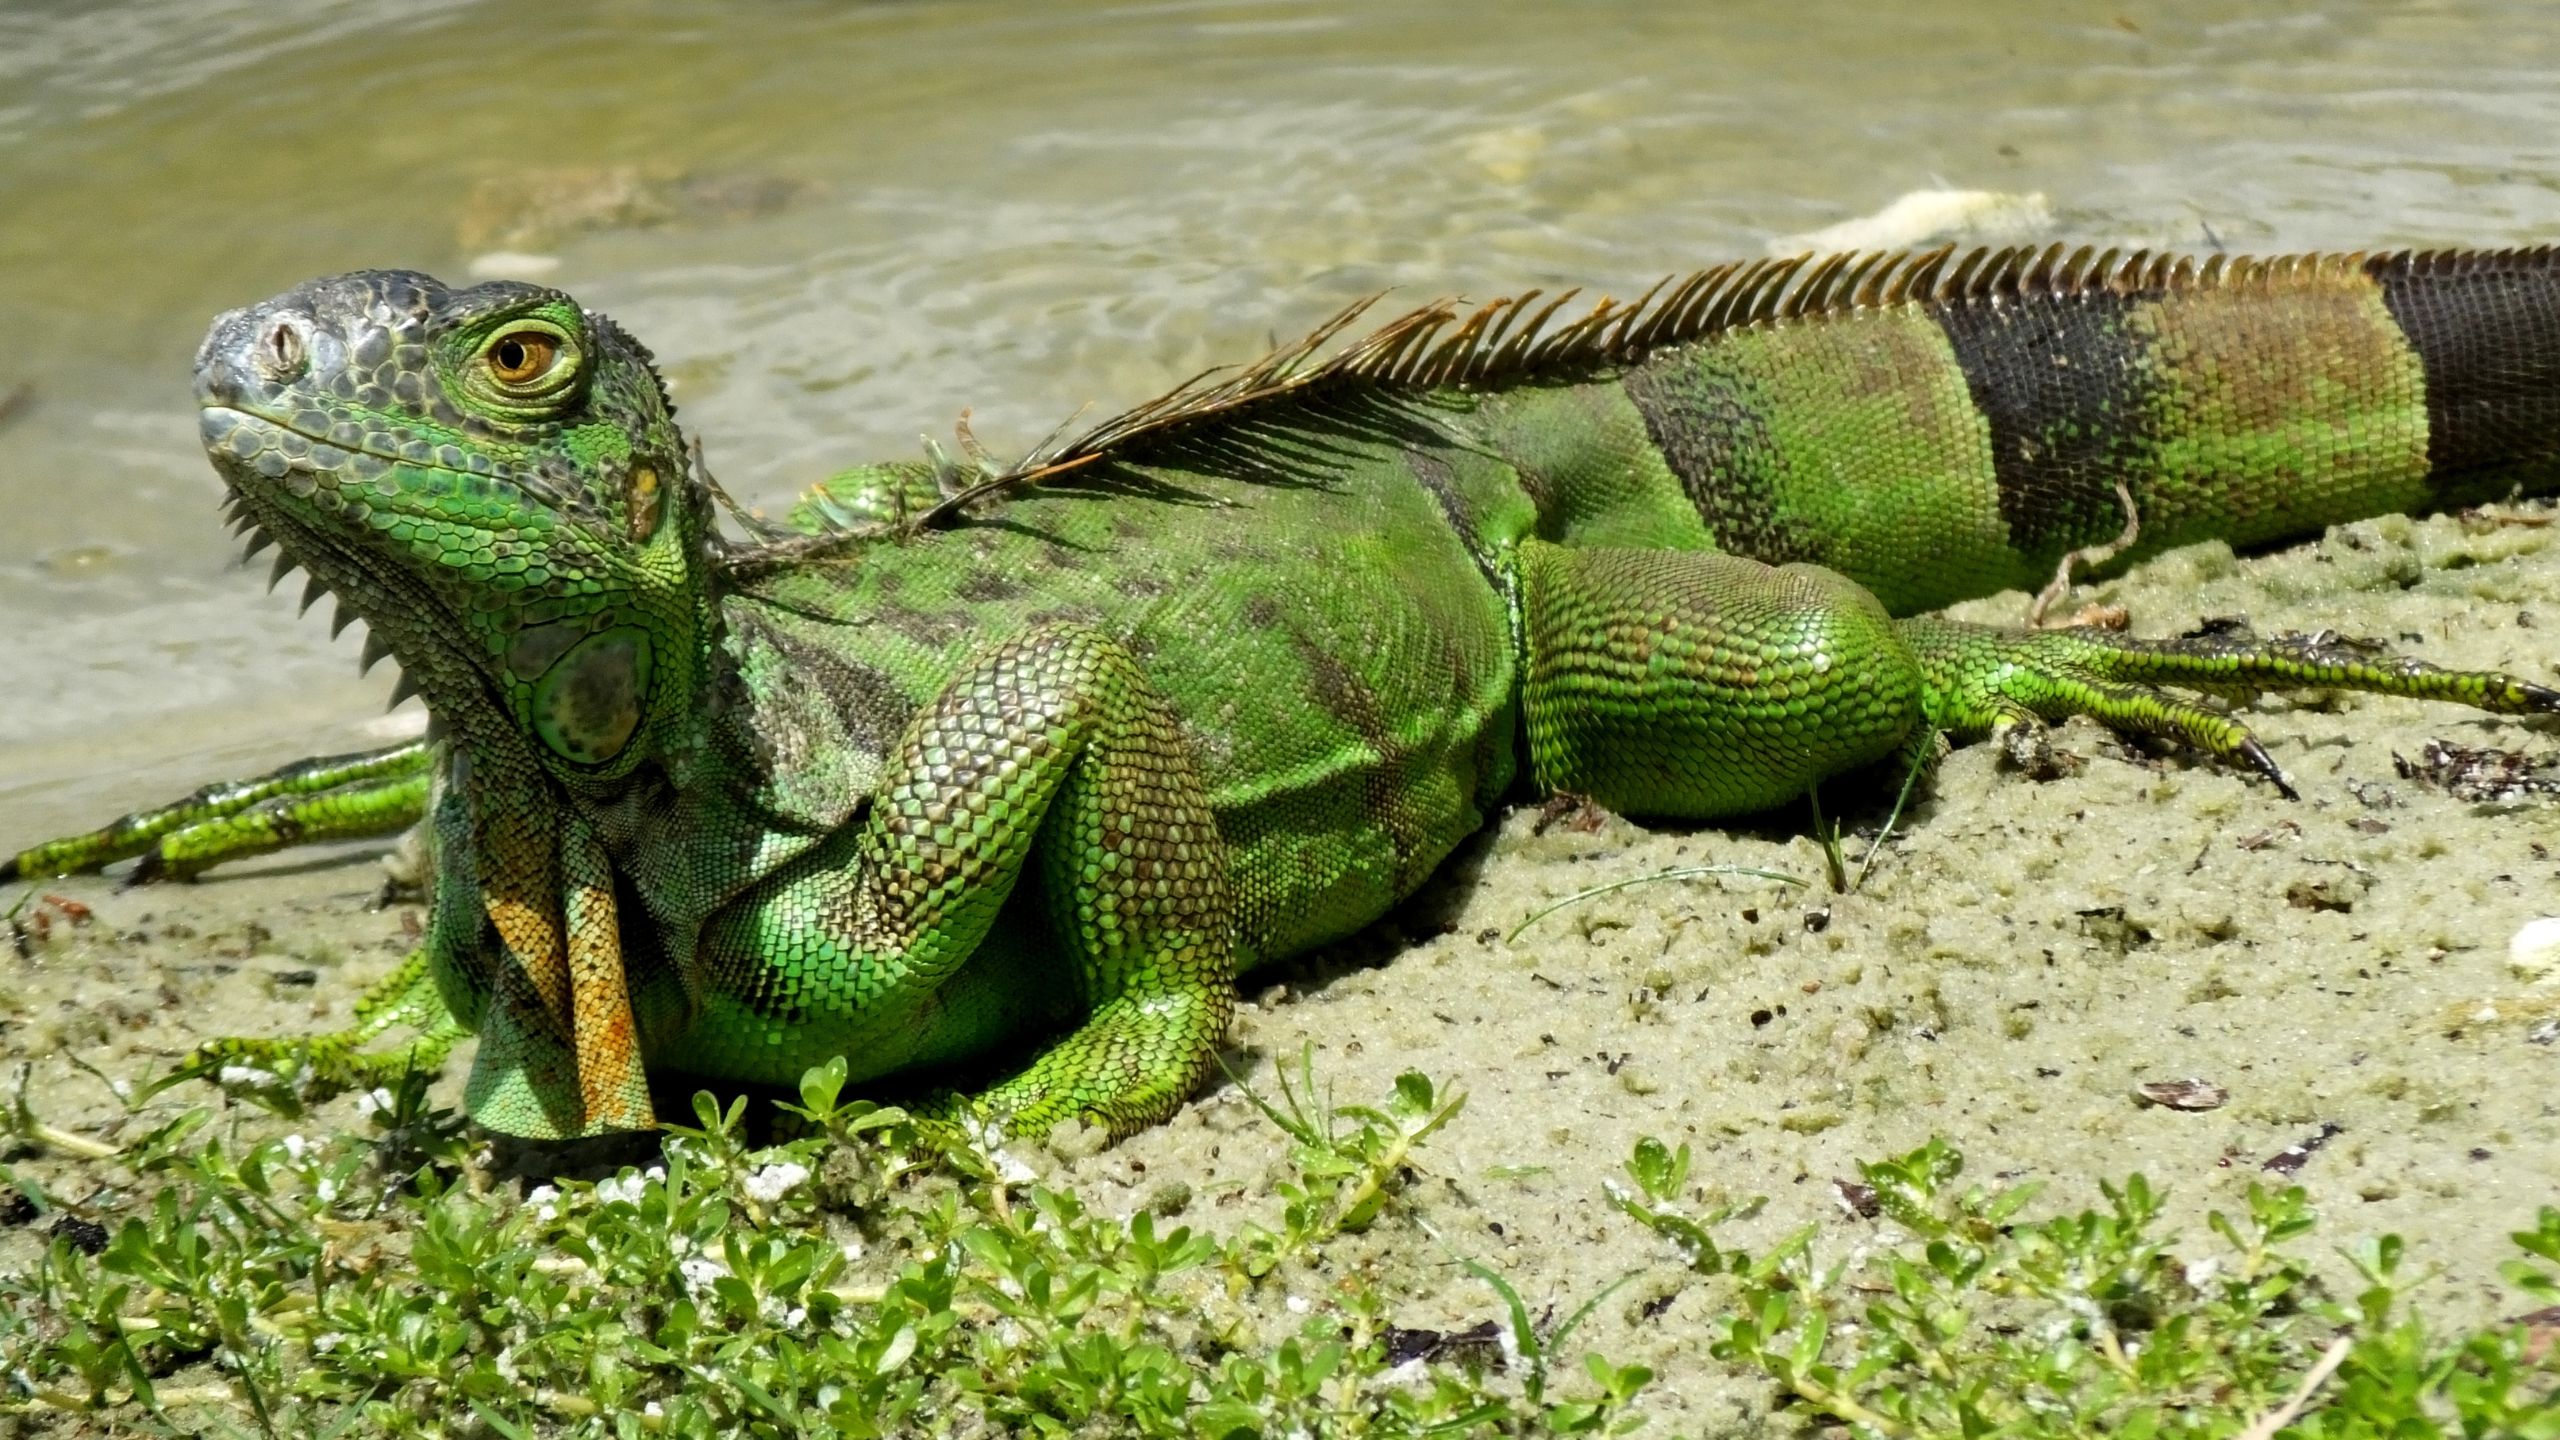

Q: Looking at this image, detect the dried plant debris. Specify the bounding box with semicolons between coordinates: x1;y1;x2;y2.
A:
2177;616;2411;667
2285;878;2357;914
6;890;94;957
2519;1306;2560;1360
1530;790;1614;836
2262;1121;2346;1176
2180;615;2258;641
2076;906;2153;953
2458;502;2556;532
1381;1319;1506;1369
1999;721;2088;781
2235;820;2302;851
2393;738;2560;802
2135;1078;2230;1112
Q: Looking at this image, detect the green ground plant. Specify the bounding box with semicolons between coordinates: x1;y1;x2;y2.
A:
0;1055;2553;1437
1611;1136;2560;1437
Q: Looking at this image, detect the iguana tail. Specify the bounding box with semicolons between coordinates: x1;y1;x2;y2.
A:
1592;245;2560;614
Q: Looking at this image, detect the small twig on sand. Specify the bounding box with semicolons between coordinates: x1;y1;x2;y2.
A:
2235;1334;2353;1440
2029;478;2140;628
1507;865;1804;943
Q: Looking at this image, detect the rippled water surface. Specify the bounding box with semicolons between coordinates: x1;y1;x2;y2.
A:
3;0;2558;827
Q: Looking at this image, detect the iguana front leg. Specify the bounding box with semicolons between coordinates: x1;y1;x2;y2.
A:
3;740;433;882
688;623;1234;1141
1515;541;2557;819
169;749;474;1105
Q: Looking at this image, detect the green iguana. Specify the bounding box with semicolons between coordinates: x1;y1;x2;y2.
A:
9;244;2557;1142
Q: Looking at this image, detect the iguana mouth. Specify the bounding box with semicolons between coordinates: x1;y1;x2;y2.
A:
199;403;496;497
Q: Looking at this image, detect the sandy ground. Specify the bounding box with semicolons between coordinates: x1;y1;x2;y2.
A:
4;501;2556;1430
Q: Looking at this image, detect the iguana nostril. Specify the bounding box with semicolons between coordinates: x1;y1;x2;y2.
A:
257;319;308;381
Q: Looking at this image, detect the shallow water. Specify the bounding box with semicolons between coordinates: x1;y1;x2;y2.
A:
3;0;2559;827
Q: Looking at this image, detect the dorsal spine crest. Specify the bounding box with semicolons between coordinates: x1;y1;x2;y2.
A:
736;242;2560;571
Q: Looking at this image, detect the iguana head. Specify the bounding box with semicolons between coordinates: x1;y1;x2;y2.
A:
197;271;711;778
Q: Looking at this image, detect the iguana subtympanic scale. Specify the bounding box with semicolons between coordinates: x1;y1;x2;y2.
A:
11;243;2558;1140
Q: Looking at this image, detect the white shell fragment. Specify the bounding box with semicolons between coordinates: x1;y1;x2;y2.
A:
1770;188;2054;257
467;251;564;281
2508;915;2560;984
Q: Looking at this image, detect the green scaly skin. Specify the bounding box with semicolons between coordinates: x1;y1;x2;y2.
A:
10;245;2557;1142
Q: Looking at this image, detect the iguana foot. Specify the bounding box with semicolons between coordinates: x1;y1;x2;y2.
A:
885;1089;1018;1161
970;987;1235;1145
1900;615;2558;795
4;740;434;883
159;946;464;1112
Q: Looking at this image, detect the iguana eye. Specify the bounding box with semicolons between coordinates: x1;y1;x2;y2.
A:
487;330;563;387
462;319;585;414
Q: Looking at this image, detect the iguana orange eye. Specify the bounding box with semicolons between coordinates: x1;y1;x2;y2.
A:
488;330;561;386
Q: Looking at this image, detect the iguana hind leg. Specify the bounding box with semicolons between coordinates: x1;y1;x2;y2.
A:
1516;540;2558;816
688;624;1234;1142
4;740;433;882
1517;541;1927;817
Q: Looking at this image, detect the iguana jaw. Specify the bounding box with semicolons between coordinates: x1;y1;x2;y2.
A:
202;405;504;729
193;270;714;786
